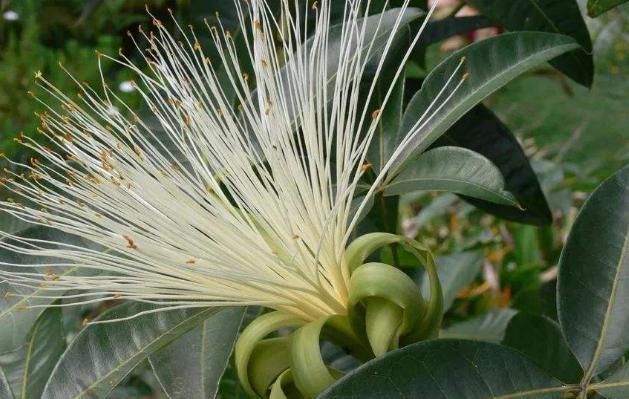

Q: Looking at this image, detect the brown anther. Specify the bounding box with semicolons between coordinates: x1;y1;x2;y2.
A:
16;305;27;311
371;108;381;119
186;259;196;264
292;234;300;240
82;318;89;327
46;269;59;281
112;293;122;300
3;291;11;299
462;72;470;81
360;162;372;173
193;40;201;51
123;235;138;249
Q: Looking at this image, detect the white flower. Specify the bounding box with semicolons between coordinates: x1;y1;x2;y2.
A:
0;0;455;322
2;10;19;21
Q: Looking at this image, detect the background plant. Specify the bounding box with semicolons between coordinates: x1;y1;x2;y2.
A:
0;0;627;398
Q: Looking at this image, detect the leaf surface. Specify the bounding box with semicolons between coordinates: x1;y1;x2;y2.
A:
384;146;518;206
150;307;244;399
320;339;568;398
41;303;216;399
558;166;629;379
392;31;579;176
433;104;552;225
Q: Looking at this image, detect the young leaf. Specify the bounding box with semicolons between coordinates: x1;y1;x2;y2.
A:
468;0;594;87
587;0;629;17
17;307;66;399
320;339;569;398
41;303;217;399
558;166;629;380
433;104;552;225
439;309;517;343
503;312;582;384
149;307;245;399
384;146;518;206
391;31;580;176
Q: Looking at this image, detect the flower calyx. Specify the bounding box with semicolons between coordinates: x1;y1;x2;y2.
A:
234;233;443;398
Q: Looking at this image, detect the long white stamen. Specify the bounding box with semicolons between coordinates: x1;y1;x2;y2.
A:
0;0;449;321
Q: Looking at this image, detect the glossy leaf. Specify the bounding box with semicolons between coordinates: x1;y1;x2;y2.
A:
17;307;66;399
0;227;90;352
433;104;552;225
384;146;518;206
420;251;483;312
440;309;517;343
587;0;629;17
468;0;593;87
503;312;582;384
558;166;629;379
391;31;579;176
320;339;568;398
41;303;217;399
150;307;245;399
0;366;13;399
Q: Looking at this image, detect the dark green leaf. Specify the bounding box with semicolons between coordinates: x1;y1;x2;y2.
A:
421;251;483;312
433;104;552;225
440;309;517;343
587;0;629;17
320;339;569;398
17;307;66;399
384;146;518;206
392;32;580;176
419;16;493;46
468;0;594;87
503;312;582;383
0;366;13;399
558;166;629;379
366;72;405;173
150;307;245;399
41;303;217;399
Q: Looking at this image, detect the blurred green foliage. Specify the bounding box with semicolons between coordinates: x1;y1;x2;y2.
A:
0;0;184;159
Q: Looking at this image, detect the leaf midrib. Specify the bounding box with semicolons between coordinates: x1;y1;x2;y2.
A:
581;224;629;384
393;36;578;176
385;176;514;203
55;308;213;399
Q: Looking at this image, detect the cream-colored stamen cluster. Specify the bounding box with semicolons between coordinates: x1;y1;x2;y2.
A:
0;0;458;323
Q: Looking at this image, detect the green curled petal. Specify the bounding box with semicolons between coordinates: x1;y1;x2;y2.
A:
269;369;301;399
323;315;372;362
249;337;291;397
399;243;443;343
344;232;400;273
235;312;305;397
290;317;341;398
349;262;425;336
364;297;402;356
